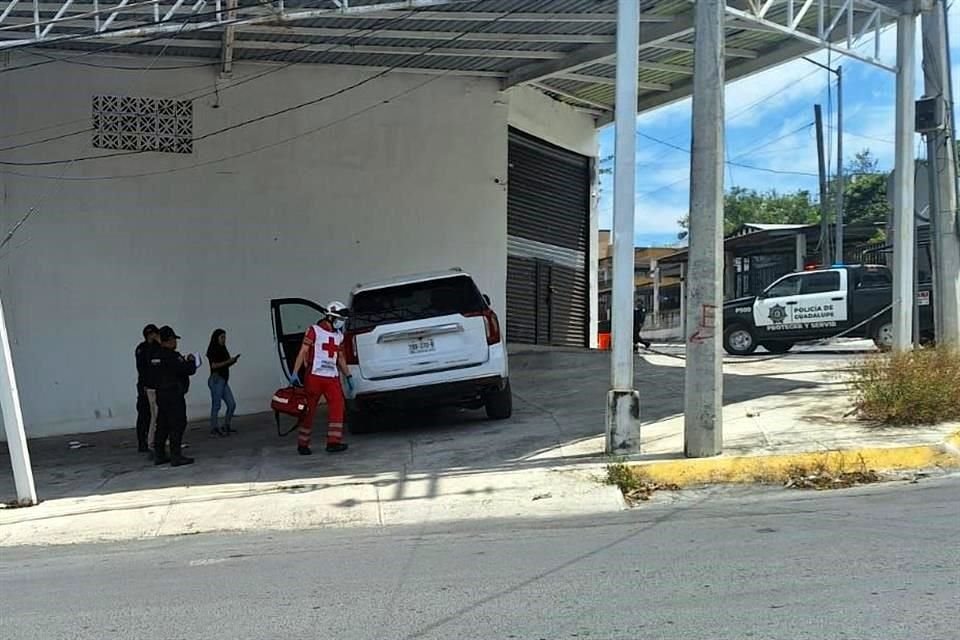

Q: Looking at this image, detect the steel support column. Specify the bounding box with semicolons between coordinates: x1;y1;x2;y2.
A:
0;292;37;506
605;0;641;454
684;0;725;458
892;9;917;351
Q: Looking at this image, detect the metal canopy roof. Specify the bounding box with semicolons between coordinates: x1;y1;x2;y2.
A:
0;0;905;121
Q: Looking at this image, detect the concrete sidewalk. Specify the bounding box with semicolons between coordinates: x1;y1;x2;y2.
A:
2;343;958;546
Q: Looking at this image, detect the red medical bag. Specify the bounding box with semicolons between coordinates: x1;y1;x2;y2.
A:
271;386;308;436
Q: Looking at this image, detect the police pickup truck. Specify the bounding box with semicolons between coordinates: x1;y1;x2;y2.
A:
722;264;933;355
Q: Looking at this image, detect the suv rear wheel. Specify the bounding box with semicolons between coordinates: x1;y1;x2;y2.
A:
485;381;513;420
760;341;794;354
346;402;379;434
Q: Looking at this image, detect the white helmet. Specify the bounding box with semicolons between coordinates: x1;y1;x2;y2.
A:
325;300;348;320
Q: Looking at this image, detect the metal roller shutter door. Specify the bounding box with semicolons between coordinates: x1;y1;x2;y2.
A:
506;128;590;347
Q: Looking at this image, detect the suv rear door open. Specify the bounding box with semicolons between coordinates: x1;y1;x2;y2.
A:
348;275;491;380
270;298;327;379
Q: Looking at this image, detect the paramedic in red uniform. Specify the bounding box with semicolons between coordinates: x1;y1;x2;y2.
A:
289;301;352;455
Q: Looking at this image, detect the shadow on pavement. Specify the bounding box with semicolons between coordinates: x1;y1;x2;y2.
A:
1;349;820;505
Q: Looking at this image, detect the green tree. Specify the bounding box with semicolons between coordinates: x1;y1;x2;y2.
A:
678;187;819;235
833;149;890;227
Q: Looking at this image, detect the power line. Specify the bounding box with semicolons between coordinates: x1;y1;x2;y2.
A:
0;3;215;255
827;126;894;145
1;3;520;180
0;2;495;166
637;130;819;177
0;5;235;74
0;9;421;153
729;121;815;159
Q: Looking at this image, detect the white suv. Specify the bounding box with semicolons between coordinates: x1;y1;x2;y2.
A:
270;269;511;432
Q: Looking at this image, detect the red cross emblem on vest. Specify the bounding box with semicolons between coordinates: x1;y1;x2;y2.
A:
321;336;339;358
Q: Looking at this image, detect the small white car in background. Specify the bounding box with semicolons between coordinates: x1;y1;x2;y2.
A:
270;269;511;432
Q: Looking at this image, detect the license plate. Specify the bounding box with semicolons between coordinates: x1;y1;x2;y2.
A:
408;338;436;355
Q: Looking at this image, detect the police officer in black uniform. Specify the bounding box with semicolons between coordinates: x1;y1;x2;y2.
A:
151;326;198;467
135;324;160;453
634;303;652;350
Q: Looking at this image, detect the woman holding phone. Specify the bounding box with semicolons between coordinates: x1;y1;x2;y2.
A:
206;328;240;436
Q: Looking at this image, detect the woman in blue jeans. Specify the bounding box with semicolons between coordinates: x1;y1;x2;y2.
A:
206;328;240;436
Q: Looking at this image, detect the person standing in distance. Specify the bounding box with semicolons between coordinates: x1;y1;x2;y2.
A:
151;326;198;466
289;302;352;455
206;328;240;437
634;302;652;351
135;324;161;454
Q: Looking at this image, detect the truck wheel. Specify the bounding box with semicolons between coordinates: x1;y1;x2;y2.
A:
760;341;794;354
347;402;379;434
723;324;757;356
873;321;894;351
485;381;513;420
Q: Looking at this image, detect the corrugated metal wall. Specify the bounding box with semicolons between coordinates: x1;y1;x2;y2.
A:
506;128;590;347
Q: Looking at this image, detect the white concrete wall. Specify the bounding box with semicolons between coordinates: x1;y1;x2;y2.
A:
0;55;511;437
506;86;601;348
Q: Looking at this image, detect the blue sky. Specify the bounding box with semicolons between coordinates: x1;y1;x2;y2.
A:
597;6;960;247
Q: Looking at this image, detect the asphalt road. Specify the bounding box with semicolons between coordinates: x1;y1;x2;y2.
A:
2;479;958;640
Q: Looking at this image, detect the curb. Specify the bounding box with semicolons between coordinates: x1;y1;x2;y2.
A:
623;430;960;488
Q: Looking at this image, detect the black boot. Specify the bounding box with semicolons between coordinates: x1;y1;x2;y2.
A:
326;443;348;453
298;445;312;456
171;455;194;467
154;449;170;465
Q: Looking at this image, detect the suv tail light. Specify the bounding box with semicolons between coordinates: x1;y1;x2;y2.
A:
468;308;502;345
342;329;370;365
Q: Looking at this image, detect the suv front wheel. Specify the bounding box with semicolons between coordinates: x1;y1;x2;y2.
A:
485;380;513;420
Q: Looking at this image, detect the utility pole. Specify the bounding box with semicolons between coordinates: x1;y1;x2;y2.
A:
684;0;725;458
835;65;844;264
605;0;641;454
920;0;960;345
0;292;37;506
814;104;831;266
805;58;844;263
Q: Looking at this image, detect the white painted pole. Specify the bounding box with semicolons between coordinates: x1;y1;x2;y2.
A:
921;1;960;345
605;0;641;454
0;292;37;506
893;10;917;352
796;232;807;271
684;0;725;458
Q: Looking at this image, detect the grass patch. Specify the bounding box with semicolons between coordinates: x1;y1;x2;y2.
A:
605;462;679;504
848;345;960;425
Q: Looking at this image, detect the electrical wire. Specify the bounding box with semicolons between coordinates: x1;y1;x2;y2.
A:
637;131;818;177
0;2;216;254
0;5;240;74
1;2;520;179
0;9;422;153
0;2;494;165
